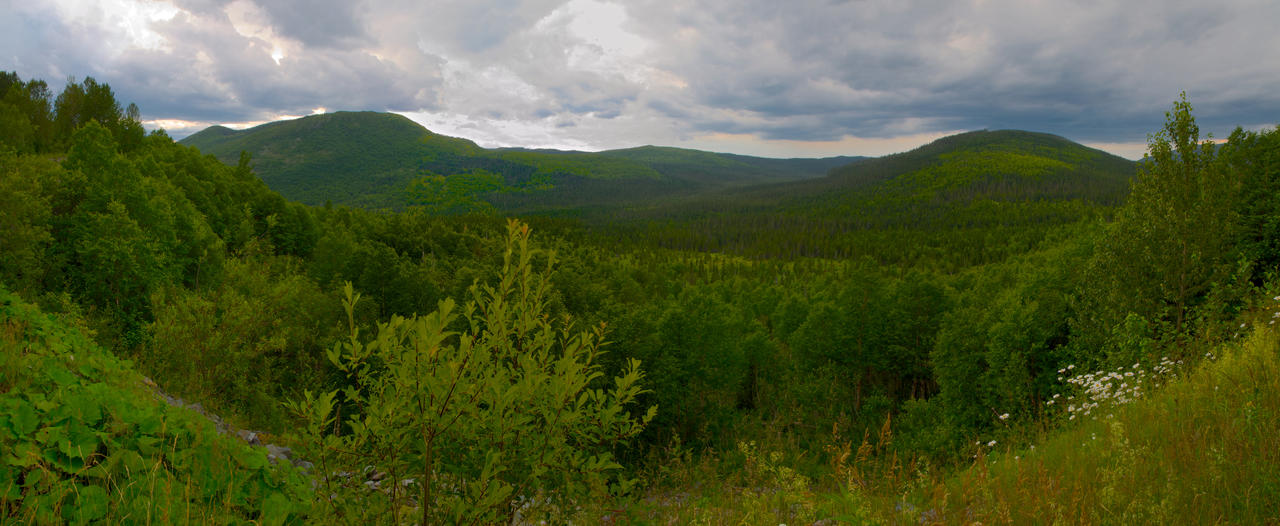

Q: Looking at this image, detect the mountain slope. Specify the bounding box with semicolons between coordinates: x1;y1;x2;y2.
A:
595;145;862;186
612;130;1138;265
182;112;488;208
180;112;852;211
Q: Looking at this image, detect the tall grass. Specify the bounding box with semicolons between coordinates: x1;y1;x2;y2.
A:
894;327;1280;525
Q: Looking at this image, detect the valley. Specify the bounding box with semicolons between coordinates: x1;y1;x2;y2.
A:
2;72;1279;524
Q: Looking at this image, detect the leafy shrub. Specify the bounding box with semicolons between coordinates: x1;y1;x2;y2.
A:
289;220;655;524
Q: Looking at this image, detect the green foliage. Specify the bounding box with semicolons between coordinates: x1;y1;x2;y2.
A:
52;76;143;151
932;235;1087;434
0;285;312;524
0;71;54;153
1222;124;1280;281
145;256;340;428
0;151;55;291
290;220;655;524
403;170;506;214
1078;94;1240;355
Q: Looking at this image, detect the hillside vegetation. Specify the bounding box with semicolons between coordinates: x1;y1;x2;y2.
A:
606;129;1135;266
180;111;857;212
0;286;312;523
4;72;1280;524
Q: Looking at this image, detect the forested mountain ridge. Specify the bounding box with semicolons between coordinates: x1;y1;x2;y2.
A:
592;144;862;185
731;129;1135;216
607;129;1137;264
179;111;858;212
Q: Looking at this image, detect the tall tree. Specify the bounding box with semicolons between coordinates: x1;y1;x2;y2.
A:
1076;93;1238;359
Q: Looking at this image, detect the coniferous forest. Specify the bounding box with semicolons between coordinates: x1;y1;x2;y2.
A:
3;72;1280;524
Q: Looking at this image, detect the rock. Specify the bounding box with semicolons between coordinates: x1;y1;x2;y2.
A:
266;443;293;460
237;430;261;445
369;470;387;482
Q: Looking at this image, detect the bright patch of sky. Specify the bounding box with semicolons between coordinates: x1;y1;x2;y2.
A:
38;0;180;52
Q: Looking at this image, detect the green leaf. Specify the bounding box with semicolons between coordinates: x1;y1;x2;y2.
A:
10;399;38;436
45;364;77;387
259;491;296;526
0;462;19;501
64;484;109;523
61;423;101;460
235;447;269;470
108;449;147;476
5;441;40;467
65;392;104;426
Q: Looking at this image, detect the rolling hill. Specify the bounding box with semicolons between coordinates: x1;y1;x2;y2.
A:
180;112;860;212
608;130;1138;264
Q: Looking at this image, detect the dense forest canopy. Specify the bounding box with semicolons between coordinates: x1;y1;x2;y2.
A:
2;72;1279;523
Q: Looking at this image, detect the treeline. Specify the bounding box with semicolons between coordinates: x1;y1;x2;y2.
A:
0;73;145;154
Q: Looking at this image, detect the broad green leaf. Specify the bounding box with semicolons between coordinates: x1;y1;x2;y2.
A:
65;392;104;426
5;441;40;467
45;364;77;387
236;447;269;470
0;461;17;500
64;484;109;523
10;399;37;436
259;491;297;526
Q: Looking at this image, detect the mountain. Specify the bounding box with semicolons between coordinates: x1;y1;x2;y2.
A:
614;130;1138;264
180;112;858;211
182;112;487;209
593;145;861;186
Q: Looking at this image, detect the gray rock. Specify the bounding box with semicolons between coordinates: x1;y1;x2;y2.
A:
236;429;260;445
266;443;293;460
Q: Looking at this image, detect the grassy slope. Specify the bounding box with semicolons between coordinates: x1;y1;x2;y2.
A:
603;317;1280;525
180;112;851;212
890;322;1280;525
0;287;311;523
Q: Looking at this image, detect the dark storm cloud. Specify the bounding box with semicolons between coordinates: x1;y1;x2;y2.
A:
5;0;1279;154
624;0;1280;144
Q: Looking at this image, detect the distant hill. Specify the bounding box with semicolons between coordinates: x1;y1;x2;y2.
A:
613;130;1139;263
646;130;1135;222
180;112;858;211
783;129;1136;222
594;145;861;186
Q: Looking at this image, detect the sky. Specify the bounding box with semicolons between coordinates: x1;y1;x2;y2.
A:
3;0;1278;160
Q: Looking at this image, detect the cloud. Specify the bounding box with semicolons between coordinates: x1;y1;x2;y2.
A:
4;0;1279;158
